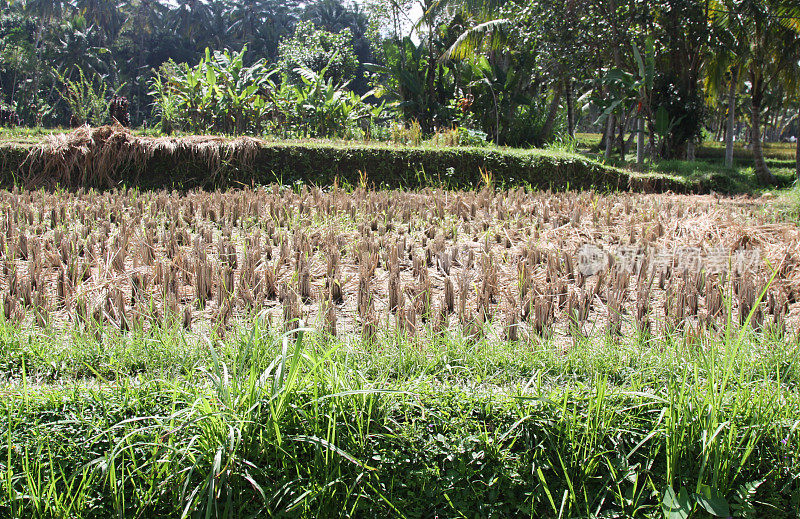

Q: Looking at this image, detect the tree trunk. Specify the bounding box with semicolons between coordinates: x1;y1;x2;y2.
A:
31;19;46;127
604;114;616;160
751;97;776;185
636;117;645;169
725;72;736;168
623;113;635;156
796;104;800;180
565;79;574;138
541;82;564;142
770;108;781;142
599;121;607;150
714;109;724;142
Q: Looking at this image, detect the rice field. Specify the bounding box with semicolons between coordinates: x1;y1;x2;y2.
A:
1;185;799;341
0;184;799;518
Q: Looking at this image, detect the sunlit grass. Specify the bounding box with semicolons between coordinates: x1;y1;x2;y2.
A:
0;316;798;518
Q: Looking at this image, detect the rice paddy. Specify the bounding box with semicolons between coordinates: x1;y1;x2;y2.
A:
1;185;798;343
0;182;798;517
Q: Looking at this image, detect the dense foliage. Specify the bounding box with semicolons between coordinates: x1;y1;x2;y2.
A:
0;0;798;181
278;20;359;85
149;46;381;138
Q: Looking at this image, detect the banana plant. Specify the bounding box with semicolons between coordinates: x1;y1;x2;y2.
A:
593;37;655;126
150;46;278;135
150;45;384;138
283;61;382;138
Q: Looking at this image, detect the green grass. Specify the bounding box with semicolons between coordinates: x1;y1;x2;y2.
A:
767;184;800;224
1;314;798;518
575;144;797;194
647;158;797;193
575;133;798;192
697;141;798;162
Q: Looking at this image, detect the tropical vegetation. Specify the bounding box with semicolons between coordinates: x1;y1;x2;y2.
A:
0;0;798;181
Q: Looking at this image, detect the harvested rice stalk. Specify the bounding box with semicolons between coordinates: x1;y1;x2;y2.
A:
298;260;312;303
504;308;520;342
443;276;454;314
320;291;337;338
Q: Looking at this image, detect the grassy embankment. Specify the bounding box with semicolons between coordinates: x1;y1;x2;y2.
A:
0;126;768;194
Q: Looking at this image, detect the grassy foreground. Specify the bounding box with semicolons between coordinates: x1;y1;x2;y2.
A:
0;317;798;518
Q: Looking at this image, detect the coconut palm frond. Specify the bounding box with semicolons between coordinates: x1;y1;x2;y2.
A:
441;18;511;62
774;4;800;33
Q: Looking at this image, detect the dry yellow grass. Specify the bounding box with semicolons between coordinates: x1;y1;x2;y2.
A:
22;124;261;188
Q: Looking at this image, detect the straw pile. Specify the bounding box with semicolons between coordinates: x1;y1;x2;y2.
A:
22;125;261;188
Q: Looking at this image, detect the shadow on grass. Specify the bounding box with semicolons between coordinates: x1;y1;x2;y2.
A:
650;158;796;194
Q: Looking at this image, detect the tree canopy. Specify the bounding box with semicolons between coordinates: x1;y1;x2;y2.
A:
0;0;799;181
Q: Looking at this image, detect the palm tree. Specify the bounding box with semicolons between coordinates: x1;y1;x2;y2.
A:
203;0;234;50
229;0;299;60
24;0;71;112
170;0;214;46
710;0;800;185
75;0;123;46
774;0;800;179
440;0;582;144
120;0;171;123
303;0;353;33
705;16;743;168
777;41;800;180
23;0;67;20
53;14;108;78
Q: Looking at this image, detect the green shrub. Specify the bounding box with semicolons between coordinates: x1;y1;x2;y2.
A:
269;65;383;139
54;66;118;126
149;48;275;135
278;21;359;86
458;127;489;147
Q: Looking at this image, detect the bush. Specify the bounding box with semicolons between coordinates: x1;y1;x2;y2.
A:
652;72;705;158
150;47;382;139
269;65;383;139
458;127;489;147
278;21;359;86
54;67;118;127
